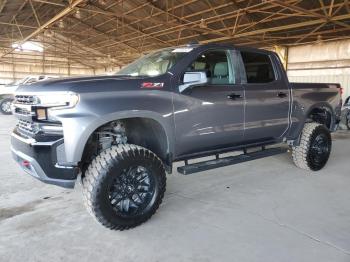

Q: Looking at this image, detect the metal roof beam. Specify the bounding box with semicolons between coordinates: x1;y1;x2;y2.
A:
199;13;350;44
0;0;7;14
0;0;85;58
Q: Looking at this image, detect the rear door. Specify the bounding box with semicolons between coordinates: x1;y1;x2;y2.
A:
173;49;245;157
239;51;290;142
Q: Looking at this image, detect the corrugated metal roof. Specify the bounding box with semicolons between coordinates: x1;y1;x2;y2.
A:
0;0;349;68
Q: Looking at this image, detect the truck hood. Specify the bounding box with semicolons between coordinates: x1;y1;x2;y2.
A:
15;75;163;94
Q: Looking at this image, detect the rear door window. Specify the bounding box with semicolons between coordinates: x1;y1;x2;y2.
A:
241;52;276;83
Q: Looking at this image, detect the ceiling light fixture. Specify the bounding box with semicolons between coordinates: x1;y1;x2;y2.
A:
12;41;44;52
199;18;207;29
58;20;65;28
74;9;82;19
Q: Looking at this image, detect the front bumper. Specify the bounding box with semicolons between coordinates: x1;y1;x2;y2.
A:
11;132;79;188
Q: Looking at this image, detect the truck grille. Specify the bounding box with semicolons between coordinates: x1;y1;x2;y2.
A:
17;119;38;136
14;106;33;116
15;95;36;105
13;94;63;138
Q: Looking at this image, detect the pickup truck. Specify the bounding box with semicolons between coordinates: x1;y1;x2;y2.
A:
10;44;342;230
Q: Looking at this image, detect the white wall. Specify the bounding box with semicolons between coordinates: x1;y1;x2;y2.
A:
0;52;98;85
287;39;350;100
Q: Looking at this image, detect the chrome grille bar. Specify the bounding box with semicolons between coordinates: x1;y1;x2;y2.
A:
15;95;36;105
17;119;38;135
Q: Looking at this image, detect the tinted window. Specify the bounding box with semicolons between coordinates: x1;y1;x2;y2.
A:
187;50;235;85
241;52;276;83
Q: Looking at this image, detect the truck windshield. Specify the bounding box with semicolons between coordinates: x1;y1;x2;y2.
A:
116;47;191;77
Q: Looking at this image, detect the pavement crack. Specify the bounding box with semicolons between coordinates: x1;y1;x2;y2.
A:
269;199;350;255
272;221;350;256
173;193;350;256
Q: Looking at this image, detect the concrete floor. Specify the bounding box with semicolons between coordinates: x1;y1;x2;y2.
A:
1;115;350;262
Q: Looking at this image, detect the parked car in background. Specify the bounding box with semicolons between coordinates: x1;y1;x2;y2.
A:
0;75;59;115
343;96;350;130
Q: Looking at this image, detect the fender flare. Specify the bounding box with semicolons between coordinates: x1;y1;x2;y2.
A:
288;102;336;145
65;110;175;165
304;102;335;129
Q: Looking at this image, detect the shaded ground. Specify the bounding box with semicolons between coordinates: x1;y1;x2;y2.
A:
1;115;350;262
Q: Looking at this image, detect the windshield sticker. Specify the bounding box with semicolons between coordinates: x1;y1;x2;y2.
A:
172;48;193;53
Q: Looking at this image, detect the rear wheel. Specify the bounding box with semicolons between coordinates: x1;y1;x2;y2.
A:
292;123;332;171
82;144;166;230
0;98;13;115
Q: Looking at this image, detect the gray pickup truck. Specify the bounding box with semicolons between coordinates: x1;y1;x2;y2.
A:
11;44;342;230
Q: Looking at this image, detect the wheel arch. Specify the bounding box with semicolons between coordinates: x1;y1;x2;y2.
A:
305;103;335;130
77;113;174;173
287;102;336;145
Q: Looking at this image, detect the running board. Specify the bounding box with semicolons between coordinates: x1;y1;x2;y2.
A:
177;147;288;175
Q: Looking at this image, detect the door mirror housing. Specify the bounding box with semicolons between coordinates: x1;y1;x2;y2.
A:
179;71;208;92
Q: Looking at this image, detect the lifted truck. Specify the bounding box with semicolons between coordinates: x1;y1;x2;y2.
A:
11;44;342;230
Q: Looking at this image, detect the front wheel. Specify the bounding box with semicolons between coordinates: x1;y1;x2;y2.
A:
292;123;332;171
0;98;13;115
82;144;166;230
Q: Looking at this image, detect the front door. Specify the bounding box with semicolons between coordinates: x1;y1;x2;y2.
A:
173;49;245;158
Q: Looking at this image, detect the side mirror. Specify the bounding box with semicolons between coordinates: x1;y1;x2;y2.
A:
179;71;208;93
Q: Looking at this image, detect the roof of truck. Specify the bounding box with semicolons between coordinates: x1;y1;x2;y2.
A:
182;43;275;55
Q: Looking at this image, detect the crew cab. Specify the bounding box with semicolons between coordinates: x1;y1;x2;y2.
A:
11;44;342;230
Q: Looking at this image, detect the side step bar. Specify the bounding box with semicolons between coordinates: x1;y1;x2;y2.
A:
177;147;288;175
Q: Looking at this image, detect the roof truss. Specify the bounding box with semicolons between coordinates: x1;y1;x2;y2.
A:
0;0;349;68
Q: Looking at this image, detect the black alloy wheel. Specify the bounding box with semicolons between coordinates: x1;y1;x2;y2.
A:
108;166;156;217
307;132;331;171
82;144;166;230
292;123;332;171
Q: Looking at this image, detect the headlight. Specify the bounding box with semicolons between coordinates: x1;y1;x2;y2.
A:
32;92;79;122
36;92;79;109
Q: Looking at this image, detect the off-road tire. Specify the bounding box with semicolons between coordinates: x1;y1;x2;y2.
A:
82;144;166;230
0;98;13;115
292;123;332;171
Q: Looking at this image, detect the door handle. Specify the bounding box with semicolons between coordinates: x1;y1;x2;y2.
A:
227;93;243;100
277;92;287;98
